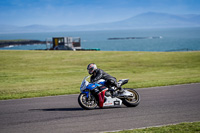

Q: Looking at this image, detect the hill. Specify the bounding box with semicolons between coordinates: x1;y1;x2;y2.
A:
113;12;200;28
1;12;200;33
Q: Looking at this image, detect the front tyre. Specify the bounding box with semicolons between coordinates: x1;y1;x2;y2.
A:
78;93;97;110
122;88;140;107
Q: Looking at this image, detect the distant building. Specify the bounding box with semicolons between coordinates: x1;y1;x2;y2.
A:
46;37;81;50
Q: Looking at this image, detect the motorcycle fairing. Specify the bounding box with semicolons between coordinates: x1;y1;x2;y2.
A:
98;80;106;86
103;97;122;107
98;88;122;108
98;89;108;108
81;83;101;98
87;83;101;90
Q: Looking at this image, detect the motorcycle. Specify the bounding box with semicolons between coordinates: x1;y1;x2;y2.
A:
78;76;140;110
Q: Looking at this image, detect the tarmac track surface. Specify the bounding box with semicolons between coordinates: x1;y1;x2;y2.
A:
0;83;200;133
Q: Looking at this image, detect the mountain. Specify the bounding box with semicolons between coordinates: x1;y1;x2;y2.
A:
1;12;200;33
108;12;200;29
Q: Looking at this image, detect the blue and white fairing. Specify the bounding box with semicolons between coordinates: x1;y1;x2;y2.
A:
80;76;106;97
79;76;123;108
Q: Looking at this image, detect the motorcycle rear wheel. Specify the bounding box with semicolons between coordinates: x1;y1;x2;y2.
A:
78;93;97;110
122;88;140;107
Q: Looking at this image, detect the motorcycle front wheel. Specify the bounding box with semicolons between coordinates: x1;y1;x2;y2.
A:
122;88;140;107
78;93;97;110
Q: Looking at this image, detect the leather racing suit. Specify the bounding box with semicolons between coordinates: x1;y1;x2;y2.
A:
90;69;118;89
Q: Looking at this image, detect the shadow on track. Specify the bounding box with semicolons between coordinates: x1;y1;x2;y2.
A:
30;107;84;112
29;106;126;112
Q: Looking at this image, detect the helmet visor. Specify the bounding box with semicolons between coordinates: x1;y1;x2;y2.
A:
87;68;94;75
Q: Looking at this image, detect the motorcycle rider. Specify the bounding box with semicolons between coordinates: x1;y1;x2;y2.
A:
87;63;124;94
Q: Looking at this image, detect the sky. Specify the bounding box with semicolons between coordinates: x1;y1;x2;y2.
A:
0;0;200;26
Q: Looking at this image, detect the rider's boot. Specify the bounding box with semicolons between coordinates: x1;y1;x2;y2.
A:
118;87;124;93
108;87;116;97
116;84;124;93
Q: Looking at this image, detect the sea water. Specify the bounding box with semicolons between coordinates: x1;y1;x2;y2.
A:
0;27;200;51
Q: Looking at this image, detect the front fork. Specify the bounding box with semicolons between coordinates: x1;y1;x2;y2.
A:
87;91;92;101
82;90;97;102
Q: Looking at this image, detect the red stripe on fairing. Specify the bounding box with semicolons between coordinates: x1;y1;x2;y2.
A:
98;89;108;108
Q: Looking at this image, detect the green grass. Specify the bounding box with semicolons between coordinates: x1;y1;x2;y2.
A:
0;50;200;100
109;122;200;133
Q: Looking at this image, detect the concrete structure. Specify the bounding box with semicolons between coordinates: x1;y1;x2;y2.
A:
46;37;81;50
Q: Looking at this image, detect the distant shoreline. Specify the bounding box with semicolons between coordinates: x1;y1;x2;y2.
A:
0;40;46;48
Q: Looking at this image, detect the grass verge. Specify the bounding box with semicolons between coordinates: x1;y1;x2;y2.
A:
108;122;200;133
0;50;200;100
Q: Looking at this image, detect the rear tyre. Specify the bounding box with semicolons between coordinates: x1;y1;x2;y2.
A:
122;88;140;107
78;93;97;110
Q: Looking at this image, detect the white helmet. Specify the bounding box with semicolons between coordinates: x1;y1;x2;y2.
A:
87;63;97;75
